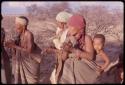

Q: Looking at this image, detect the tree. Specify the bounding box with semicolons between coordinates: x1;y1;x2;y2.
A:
48;2;72;19
77;6;122;39
26;2;72;20
27;4;38;17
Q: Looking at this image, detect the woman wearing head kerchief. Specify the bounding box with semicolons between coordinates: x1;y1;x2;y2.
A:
58;14;101;84
53;11;72;49
56;11;72;34
5;16;42;84
49;11;72;84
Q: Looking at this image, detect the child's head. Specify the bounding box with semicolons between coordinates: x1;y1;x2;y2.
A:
93;34;105;51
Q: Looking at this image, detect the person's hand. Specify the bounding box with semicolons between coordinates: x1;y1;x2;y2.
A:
96;66;104;75
41;47;54;55
61;42;72;52
73;49;81;60
5;40;15;48
99;68;104;74
41;48;47;55
58;50;68;61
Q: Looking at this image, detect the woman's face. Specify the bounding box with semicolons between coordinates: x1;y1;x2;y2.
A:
15;22;24;34
57;21;66;29
68;25;81;36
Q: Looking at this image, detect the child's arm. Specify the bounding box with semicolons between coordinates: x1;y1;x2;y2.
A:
98;50;110;70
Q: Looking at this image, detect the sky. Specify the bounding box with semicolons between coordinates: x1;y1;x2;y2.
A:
1;1;123;15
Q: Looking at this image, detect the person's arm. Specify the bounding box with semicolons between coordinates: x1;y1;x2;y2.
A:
5;32;34;53
26;32;34;53
14;32;34;53
71;35;94;60
5;41;28;53
98;50;110;70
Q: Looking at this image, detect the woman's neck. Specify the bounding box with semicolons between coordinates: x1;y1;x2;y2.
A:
21;29;27;36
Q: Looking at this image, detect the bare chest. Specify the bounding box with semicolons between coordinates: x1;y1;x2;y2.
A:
20;35;27;48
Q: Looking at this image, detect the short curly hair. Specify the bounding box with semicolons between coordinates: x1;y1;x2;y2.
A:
93;34;105;43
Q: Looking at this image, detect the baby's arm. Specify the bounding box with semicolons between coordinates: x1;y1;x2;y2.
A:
98;50;110;70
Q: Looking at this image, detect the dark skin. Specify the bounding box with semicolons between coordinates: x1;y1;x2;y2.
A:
41;45;68;82
42;24;94;82
64;26;94;60
93;38;110;73
44;21;68;59
5;22;34;54
61;26;108;76
62;35;94;60
43;25;95;62
42;46;68;61
57;21;67;30
64;26;111;75
45;25;93;61
5;22;40;64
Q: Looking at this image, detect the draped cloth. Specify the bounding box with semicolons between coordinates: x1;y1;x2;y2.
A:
13;44;41;84
56;14;101;84
58;53;100;84
50;28;69;84
53;28;69;50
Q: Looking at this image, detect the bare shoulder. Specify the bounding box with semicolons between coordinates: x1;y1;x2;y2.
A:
85;35;92;42
25;30;33;37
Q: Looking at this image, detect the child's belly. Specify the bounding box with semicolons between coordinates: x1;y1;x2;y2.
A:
95;55;104;65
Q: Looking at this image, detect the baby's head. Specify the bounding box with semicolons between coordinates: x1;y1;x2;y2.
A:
93;34;105;51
